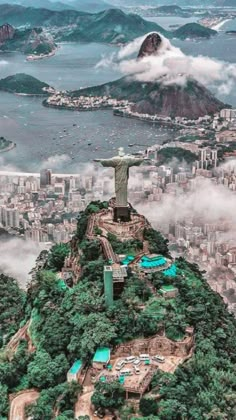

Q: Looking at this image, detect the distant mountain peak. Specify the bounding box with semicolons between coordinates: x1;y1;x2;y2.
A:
138;32;162;59
0;22;15;43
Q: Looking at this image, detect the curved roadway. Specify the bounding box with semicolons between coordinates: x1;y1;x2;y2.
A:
9;390;39;420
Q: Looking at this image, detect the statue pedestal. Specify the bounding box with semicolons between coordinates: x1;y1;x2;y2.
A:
113;206;131;223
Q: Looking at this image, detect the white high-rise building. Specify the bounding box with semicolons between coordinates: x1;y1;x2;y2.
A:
220;109;236;121
2;207;20;228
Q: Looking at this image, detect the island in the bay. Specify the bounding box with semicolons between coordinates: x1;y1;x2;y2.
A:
0;136;15;153
1;146;236;419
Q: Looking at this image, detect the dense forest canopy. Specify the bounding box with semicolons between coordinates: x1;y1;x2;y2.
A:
0;201;236;418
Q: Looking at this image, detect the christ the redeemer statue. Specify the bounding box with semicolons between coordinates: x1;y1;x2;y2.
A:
94;147;144;222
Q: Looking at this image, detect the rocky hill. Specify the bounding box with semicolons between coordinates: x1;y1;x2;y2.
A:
0;4;87;27
138;32;162;58
173;23;217;40
58;8;166;44
72;76;225;119
4;0;111;12
0;6;167;40
0;22;15;43
0;73;50;95
0;23;56;55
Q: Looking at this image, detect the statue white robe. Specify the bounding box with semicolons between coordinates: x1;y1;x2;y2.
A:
95;155;144;207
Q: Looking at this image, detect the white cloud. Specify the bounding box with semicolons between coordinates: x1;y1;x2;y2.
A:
0;60;8;68
135;175;236;230
40;154;71;170
0;238;41;288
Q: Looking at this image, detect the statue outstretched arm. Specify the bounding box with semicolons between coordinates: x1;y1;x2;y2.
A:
128;157;147;167
93;158;116;168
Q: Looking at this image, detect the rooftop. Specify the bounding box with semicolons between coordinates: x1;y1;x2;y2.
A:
93;347;110;364
160;285;177;292
69;360;82;374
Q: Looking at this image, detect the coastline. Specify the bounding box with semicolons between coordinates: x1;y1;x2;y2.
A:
42;100;195;130
212;19;232;31
42;99;114;111
0;142;16;153
15;92;49;97
26;47;58;62
199;16;232;31
113;110;191;129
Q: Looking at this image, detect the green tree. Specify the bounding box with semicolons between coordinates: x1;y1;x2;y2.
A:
62;282;104;315
26;384;66;420
81;259;104;283
39;310;72;356
76;212;88;241
106;300;140;342
27;351;69;389
143;228;170;257
158;399;188;419
157;147;197;165
56;382;82;414
140;397;158;416
56;413;75;420
47;243;70;272
92;381;125;411
0;383;9;417
68;313;117;360
33;270;66;310
80;240;101;261
0;273;26;341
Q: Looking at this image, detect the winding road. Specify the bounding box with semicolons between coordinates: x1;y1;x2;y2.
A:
9;390;39;420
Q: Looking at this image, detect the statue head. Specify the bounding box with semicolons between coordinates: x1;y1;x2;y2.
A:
118;147;125;157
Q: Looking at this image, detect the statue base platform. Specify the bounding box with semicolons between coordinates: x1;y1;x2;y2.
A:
93;207;150;242
113;206;131;223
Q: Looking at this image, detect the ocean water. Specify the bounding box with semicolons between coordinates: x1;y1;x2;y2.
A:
0;42;174;172
0;23;235;172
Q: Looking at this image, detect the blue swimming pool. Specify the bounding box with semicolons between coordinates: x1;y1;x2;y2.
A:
139;255;167;269
163;264;177;277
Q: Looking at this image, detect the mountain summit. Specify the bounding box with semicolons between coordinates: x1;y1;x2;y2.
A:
138;32;163;58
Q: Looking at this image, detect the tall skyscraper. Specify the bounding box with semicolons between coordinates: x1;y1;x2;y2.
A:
40;169;52;188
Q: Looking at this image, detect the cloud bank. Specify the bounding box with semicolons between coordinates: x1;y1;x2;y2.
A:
0;238;41;288
97;33;236;94
40;154;71;171
135;175;236;231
